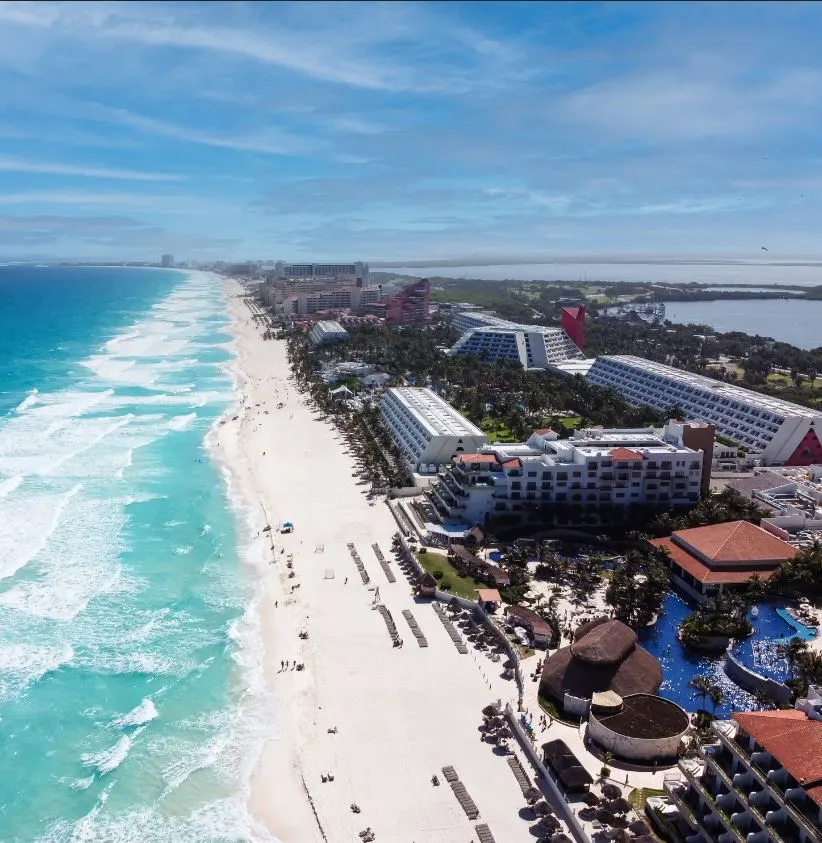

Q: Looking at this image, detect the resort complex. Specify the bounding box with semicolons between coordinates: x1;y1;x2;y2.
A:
587;355;822;465
666;706;822;843
237;267;822;843
424;421;705;529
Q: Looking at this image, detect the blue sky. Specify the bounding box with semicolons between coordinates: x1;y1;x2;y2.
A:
1;1;822;263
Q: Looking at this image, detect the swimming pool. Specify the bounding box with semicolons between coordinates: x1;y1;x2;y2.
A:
639;592;759;717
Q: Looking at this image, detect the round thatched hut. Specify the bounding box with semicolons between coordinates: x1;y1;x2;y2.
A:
539;618;662;716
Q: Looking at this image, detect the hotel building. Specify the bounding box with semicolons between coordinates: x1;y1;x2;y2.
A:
449;324;584;369
274;261;369;282
380;387;490;474
424;424;705;528
448;306;585;370
586;356;822;465
665;708;822;843
308;320;349;346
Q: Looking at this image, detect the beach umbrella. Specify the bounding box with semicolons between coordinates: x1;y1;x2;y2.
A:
607;797;632;815
581;792;600;806
601;783;622;799
534;799;551;817
550;833;572;843
538;815;560;832
524;785;542;804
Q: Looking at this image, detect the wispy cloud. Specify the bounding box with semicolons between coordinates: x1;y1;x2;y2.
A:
0;155;184;181
101;108;318;157
0;190;198;209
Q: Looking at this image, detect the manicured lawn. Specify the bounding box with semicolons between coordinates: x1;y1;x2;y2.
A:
560;415;580;429
416;550;486;599
628;787;666;811
479;418;520;442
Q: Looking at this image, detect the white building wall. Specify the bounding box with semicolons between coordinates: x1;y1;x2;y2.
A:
380;388;489;473
588;710;687;762
587;355;822;464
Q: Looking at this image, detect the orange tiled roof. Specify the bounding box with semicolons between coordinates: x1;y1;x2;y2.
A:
502;458;522;469
733;710;822;805
533;428;556;435
650;536;778;584
476;588;502;602
672;521;798;565
455;453;499;465
610;447;643;461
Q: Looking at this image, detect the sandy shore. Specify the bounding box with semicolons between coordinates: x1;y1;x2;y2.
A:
218;280;545;843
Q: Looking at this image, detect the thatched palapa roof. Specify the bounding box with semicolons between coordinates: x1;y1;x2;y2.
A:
539;619;662;705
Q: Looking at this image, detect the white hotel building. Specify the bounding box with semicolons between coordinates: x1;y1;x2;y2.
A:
587;356;822;466
425;425;704;528
448;310;584;370
380;387;489;474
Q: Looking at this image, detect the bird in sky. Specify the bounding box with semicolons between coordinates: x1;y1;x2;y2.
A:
761;246;769;251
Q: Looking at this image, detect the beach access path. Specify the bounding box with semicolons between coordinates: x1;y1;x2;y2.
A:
220;281;541;843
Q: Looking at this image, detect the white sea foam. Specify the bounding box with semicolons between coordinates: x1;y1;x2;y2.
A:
0;482;81;582
112;698;158;728
0;474;23;498
15;388;39;413
0;493;126;619
167;412;196;431
82;734;133;775
174;545;193;555
0;643;74;702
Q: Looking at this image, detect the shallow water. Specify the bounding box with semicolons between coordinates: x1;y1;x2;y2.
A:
0;267;274;842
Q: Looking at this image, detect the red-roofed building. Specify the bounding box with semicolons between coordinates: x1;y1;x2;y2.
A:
665;707;822;842
650;520;797;602
610;447;644;462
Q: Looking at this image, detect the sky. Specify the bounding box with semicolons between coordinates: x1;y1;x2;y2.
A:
1;1;822;264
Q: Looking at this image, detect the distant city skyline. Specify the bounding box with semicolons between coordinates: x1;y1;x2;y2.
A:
2;2;822;262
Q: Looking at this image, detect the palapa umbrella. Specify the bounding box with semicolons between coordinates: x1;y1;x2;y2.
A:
550;833;572;843
538;815;560;833
595;808;614;824
482;703;500;717
578;807;597;821
581;791;600;806
523;785;542;804
601;783;622;800
629;818;650;835
534;799;552;817
607;797;632;816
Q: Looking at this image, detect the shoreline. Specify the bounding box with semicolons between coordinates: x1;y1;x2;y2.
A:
218;278;549;843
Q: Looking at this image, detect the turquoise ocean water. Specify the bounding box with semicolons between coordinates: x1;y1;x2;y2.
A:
0;267;274;842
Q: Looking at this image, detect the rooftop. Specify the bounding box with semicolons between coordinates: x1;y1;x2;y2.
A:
595;694;690;740
672;520;799;565
651;536;779;585
733;709;822;806
386;387;486;439
597;355;822;419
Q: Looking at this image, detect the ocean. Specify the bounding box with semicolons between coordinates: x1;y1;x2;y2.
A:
0;267;273;842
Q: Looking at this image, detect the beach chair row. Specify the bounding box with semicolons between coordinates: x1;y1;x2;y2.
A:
439;765;480;820
401;609;428;647
346;542;371;585
474;823;496;843
506;755;533;795
375;603;400;645
371;542;396;583
432;603;468;654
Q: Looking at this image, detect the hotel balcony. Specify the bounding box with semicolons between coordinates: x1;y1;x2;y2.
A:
678;759;746;843
711;722;820;842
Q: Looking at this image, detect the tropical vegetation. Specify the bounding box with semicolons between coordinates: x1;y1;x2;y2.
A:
679;592;753;648
604;545;670;630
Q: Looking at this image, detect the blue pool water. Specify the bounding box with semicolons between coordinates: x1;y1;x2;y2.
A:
641;593;819;716
731;605;817;683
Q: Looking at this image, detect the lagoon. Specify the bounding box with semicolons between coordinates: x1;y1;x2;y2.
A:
663;298;822;350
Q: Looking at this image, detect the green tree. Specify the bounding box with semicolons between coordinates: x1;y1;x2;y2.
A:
689;676;713;711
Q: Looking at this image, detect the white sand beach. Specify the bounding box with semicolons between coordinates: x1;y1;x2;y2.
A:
218;279;550;843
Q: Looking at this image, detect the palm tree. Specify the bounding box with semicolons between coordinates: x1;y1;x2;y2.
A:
708;685;725;716
689;676;713;711
778;638;808;678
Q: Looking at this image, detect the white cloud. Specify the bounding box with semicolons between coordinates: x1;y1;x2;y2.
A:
102;108;318;156
0;190;197;209
0;155;184;181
